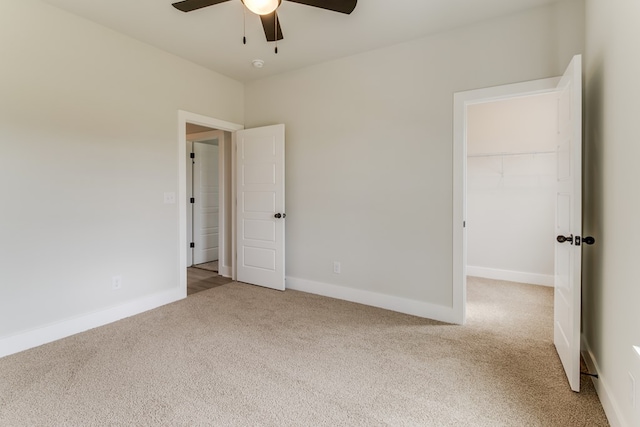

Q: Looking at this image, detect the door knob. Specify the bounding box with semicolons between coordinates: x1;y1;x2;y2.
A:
557;234;574;244
582;236;596;245
274;213;282;219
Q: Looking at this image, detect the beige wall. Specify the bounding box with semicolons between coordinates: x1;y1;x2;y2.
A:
584;0;640;425
0;0;243;338
245;2;585;313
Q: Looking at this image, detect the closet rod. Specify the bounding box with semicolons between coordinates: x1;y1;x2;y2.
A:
467;150;556;158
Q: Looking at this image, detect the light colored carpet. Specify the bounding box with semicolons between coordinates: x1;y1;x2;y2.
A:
0;277;608;426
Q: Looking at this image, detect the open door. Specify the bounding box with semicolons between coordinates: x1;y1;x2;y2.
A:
554;54;582;392
236;124;285;291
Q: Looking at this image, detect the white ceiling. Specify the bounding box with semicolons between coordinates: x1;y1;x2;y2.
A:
40;0;563;82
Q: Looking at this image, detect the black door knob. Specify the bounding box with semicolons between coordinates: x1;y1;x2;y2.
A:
274;213;282;219
557;234;574;244
582;236;596;245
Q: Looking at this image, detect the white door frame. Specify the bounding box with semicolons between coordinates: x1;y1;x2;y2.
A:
452;77;560;324
178;110;243;294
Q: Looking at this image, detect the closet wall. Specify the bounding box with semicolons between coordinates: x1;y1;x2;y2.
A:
467;93;558;286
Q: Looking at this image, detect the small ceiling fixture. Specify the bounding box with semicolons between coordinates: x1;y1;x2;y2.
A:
242;0;281;16
252;59;265;68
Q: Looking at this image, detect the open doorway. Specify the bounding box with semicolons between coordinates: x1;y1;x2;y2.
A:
455;55;584;392
452;77;561;324
466;93;558;287
177;111;244;296
185;125;234;295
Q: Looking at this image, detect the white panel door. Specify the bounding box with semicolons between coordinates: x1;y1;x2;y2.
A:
236;124;285;291
193;140;219;265
554;55;582;392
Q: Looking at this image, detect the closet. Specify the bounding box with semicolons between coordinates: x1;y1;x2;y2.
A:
466;92;558;286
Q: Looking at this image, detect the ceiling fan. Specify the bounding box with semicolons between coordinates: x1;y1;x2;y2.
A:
172;0;357;48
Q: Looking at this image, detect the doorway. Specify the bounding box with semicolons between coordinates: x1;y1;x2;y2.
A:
177;111;287;295
466;93;558;287
187;129;223;269
177;111;244;295
452;77;561;324
454;55;584;392
185;126;232;295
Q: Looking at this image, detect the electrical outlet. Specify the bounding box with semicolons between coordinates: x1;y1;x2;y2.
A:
112;276;122;290
333;261;341;274
164;192;176;204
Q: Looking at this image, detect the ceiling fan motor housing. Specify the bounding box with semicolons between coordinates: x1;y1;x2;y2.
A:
242;0;282;16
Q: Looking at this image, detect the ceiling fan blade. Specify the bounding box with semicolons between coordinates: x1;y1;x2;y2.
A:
172;0;231;13
286;0;357;14
260;12;284;42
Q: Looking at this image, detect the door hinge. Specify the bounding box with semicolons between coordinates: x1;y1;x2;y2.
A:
463;221;466;228
190;242;195;248
190;152;195;159
190;197;195;204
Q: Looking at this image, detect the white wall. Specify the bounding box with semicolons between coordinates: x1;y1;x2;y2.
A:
466;94;558;286
245;1;585;321
0;0;243;348
584;0;640;425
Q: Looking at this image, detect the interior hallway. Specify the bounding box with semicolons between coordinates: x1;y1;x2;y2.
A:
187;267;233;295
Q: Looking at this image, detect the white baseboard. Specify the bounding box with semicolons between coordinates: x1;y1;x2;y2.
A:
285;277;459;324
467;266;553;287
581;334;625;427
0;288;185;359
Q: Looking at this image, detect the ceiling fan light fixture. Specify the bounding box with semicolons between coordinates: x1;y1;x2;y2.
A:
242;0;280;15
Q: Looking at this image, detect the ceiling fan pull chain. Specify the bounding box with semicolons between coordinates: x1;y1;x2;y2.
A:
243;3;247;45
274;12;278;54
